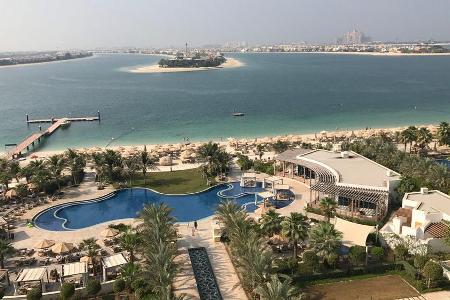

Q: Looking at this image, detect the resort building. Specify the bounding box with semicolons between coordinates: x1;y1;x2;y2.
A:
276;149;401;221
382;188;450;253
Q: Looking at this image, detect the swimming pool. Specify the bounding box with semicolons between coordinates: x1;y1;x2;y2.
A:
33;182;291;231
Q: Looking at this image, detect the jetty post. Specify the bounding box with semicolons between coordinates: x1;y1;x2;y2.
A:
97;110;101;122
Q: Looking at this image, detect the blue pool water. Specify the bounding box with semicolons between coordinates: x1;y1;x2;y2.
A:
33;182;291;231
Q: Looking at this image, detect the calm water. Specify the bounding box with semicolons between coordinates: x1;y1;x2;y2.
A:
1;53;450;151
33;183;269;230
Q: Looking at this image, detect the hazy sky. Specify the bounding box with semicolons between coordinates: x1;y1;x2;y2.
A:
1;0;450;51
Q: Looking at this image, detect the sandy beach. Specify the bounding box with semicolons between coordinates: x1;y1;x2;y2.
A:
1;122;441;161
129;57;244;73
237;51;450;57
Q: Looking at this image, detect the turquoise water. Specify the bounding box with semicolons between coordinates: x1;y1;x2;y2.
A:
1;53;450;151
33;182;277;231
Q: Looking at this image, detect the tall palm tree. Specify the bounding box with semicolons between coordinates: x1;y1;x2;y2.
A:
255;274;297;300
319;197;337;222
281;212;309;258
260;210;283;237
256;144;265;160
46;154;67;191
401;126;418;153
309;222;343;265
102;149;123;181
120;229;141;263
416;127;433;151
123;155;140;185
0;239;15;269
437;122;450;147
64;149;86;185
79;238;101;275
140;145;156;184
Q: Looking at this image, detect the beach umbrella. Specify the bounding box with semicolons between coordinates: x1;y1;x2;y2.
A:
34;239;55;249
101;228;119;238
51;242;74;254
80;255;99;265
5;189;17;199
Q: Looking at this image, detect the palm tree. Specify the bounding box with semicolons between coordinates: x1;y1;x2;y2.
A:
102;149;123;181
140;145;157;184
198;142;220;173
64;149;86;185
416;127;433;151
401;126;418;153
281;212;309;258
46;154;67;191
79;238;101;275
255;274;297;300
0;239;15;269
123;155;140;185
256;144;265;160
119;262;140;294
437;122;450;147
260;210;283;237
309;222;343;265
120;229;141;263
319;197;337;222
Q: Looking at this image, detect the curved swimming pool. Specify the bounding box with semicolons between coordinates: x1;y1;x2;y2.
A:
34;182;290;231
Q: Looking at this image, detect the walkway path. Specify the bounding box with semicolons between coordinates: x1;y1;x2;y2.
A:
174;220;247;300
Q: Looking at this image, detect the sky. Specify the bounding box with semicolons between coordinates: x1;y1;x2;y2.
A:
1;0;450;51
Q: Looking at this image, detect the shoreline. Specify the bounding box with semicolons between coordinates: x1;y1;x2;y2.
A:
128;57;244;73
0;54;96;69
225;51;450;57
1;122;441;159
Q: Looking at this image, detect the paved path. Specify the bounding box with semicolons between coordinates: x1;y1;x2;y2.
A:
174;220;247;300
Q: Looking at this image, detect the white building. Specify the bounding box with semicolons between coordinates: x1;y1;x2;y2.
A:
276;149;401;221
382;188;450;253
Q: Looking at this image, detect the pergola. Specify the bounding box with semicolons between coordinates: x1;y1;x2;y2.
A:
14;267;49;294
262;176;283;189
334;217;374;247
61;262;88;286
101;253;127;282
255;191;275;205
240;172;257;188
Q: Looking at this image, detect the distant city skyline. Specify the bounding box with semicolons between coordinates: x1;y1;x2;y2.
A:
1;0;450;52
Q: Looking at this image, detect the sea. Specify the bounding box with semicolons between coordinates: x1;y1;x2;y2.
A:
1;53;450;152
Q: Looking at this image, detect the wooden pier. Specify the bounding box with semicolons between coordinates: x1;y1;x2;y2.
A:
7;112;100;159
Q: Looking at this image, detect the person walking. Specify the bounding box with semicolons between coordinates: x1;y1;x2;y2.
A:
194;220;198;231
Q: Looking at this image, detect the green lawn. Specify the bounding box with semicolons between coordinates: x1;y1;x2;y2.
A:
130;168;210;194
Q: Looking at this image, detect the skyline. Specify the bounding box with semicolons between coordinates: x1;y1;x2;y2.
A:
1;0;450;51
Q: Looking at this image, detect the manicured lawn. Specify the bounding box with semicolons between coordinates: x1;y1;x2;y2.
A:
305;275;419;300
130;168;210;194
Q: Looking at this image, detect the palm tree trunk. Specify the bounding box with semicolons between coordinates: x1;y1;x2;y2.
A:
293;241;298;258
0;255;4;269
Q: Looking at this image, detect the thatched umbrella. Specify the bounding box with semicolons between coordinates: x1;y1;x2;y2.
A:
100;228;119;238
51;242;74;254
80;255;99;265
5;189;17;199
34;239;55;249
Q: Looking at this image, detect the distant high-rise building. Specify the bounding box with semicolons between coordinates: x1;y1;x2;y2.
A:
337;30;371;44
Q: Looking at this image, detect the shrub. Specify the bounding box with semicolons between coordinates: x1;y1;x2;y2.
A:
349;246;366;265
371;247;384;262
302;250;319;272
0;288;4;299
394;244;409;261
113;278;126;294
86;279;101;296
423;261;443;288
60;282;75;300
414;256;428;271
27;287;42;300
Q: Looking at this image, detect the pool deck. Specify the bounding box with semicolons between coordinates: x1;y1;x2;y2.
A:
10;167;312;300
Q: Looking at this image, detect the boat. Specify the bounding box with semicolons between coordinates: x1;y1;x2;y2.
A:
60;120;71;128
232;109;245;117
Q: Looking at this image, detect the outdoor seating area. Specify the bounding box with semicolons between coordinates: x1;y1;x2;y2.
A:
240;172;257;188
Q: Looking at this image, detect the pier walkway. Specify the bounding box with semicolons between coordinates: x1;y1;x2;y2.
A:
8;113;100;158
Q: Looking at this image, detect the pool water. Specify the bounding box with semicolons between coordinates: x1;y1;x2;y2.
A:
33;182;291;231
